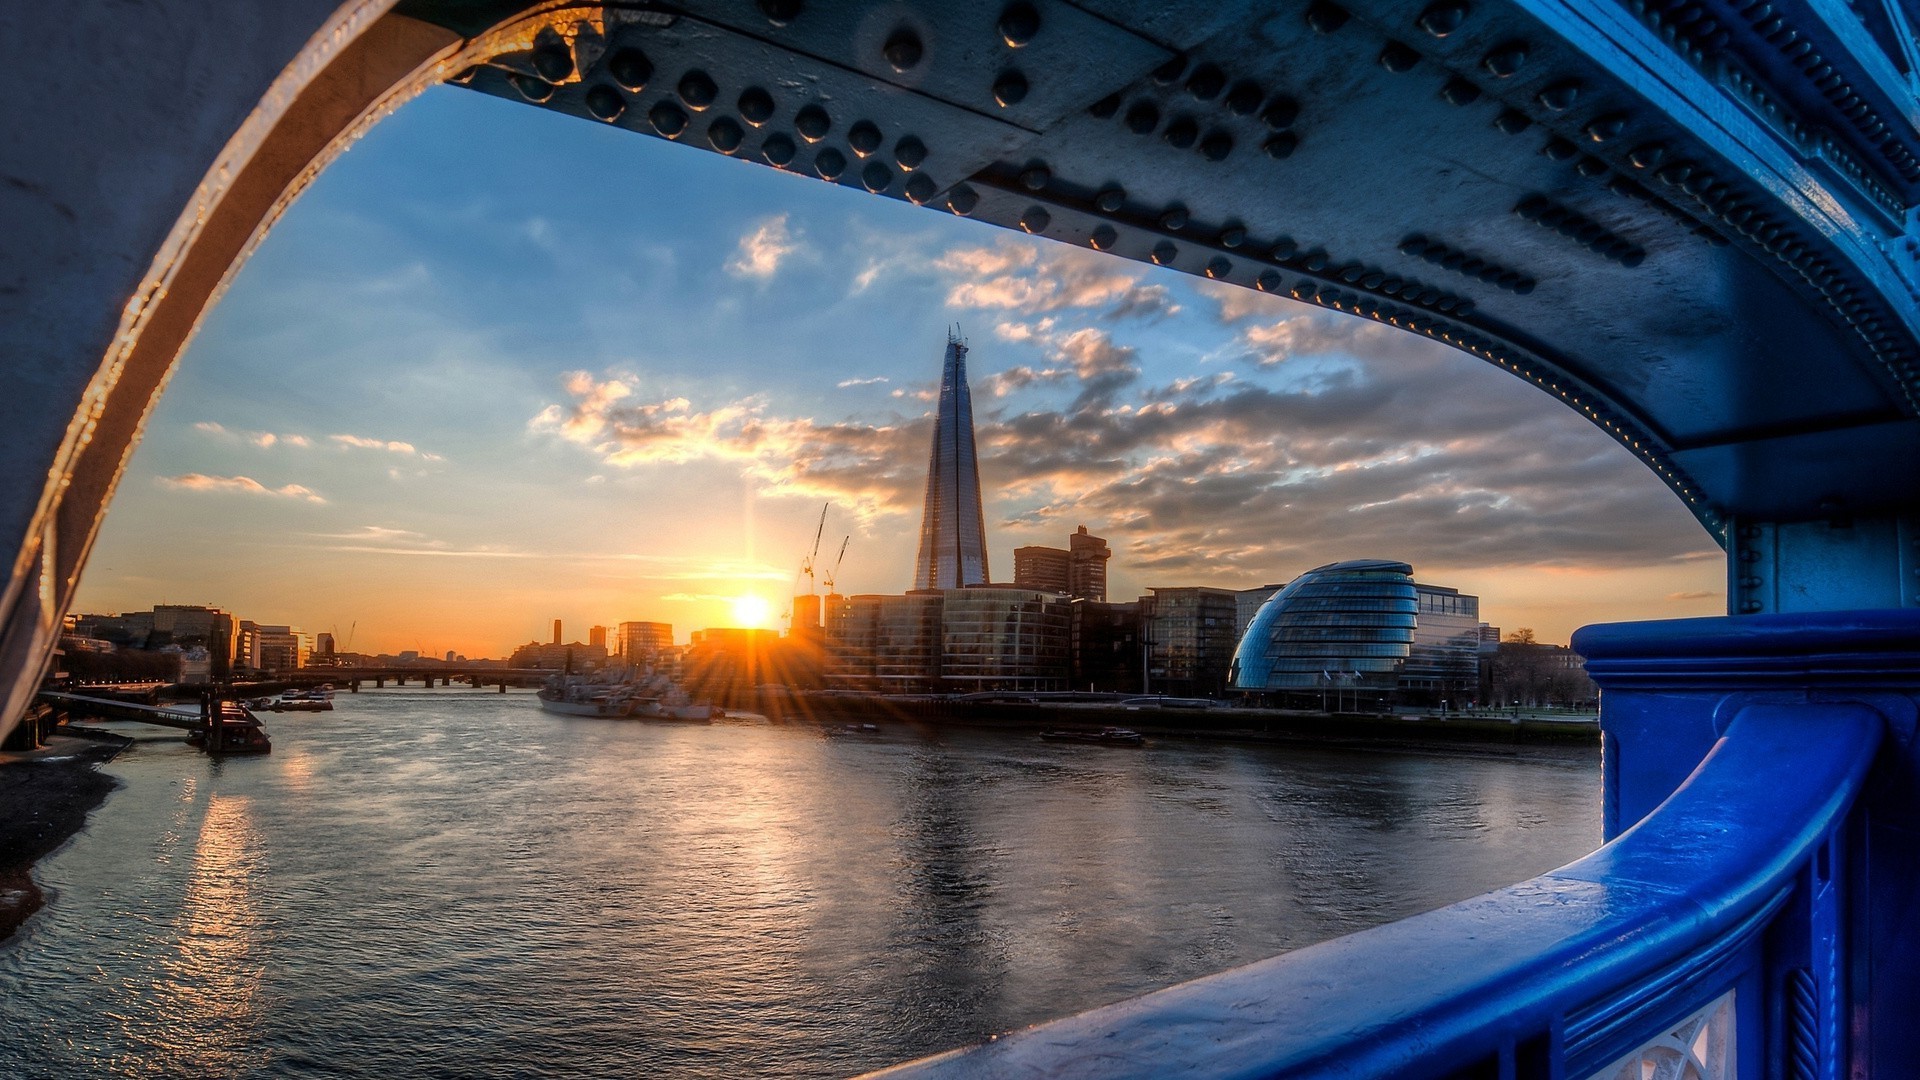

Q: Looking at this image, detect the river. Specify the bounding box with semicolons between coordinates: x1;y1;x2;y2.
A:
0;688;1600;1077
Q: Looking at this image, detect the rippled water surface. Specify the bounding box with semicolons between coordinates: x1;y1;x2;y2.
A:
2;689;1600;1077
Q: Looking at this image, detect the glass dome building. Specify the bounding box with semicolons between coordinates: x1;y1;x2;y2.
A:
1228;560;1418;692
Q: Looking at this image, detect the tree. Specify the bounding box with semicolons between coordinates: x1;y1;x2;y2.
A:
1504;627;1537;644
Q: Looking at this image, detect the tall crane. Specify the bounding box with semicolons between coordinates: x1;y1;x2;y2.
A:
822;536;850;594
798;502;828;595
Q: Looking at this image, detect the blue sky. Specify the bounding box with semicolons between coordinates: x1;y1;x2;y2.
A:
74;85;1724;656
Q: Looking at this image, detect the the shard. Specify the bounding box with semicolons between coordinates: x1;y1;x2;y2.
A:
913;327;990;590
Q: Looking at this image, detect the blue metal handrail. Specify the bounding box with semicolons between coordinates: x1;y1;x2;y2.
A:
868;703;1882;1079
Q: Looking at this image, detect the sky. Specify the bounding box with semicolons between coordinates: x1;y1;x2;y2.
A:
73;85;1725;657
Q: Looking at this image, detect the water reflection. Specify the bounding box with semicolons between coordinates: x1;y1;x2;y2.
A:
3;691;1599;1078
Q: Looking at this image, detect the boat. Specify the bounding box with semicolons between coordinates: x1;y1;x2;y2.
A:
186;700;272;754
1039;727;1145;746
537;675;637;718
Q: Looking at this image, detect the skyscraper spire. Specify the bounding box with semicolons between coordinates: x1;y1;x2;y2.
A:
913;328;990;590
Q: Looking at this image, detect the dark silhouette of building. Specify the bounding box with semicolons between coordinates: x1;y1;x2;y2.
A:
912;328;990;590
1013;525;1112;601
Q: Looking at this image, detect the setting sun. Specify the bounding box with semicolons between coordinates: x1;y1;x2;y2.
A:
730;593;774;629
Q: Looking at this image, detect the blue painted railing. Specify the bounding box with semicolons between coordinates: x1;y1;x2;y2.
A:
870;618;1898;1078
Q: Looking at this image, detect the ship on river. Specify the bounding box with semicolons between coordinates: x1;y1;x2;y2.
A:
537;669;716;722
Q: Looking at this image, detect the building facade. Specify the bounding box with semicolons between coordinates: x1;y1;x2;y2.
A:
912;328;990;590
1401;584;1483;705
1013;526;1113;601
1012;545;1071;594
1229;560;1419;696
827;588;1071;692
617;621;674;662
236;621;311;674
1143;586;1240;698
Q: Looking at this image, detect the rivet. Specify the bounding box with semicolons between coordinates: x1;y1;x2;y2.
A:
1089;94;1122;119
1257;270;1283;291
1262;97;1299;129
1306;1;1351;33
1401;234;1429;256
884;28;923;71
1186;64;1226;100
708;116;745;154
1220;225;1247;248
649;100;688;136
1543;138;1577;160
1090;224;1118;250
606;47;652;91
1536;80;1581;111
1150;56;1187;86
532;41;574;82
848;120;884;156
1263;132;1299;158
814;148;848;180
1225;81;1264;115
994;71;1030;107
1020;165;1050;190
1419;1;1471;37
1494;109;1532;134
905;173;937;204
1164;117;1199;149
1441;78;1481;106
894;136;928;170
737;87;776;125
1095;187;1126;213
1584;113;1627;141
449;66;479;85
1161;207;1189;230
1340;264;1365;283
1270;238;1298;261
1627;142;1667;169
1575;157;1607;177
678;70;719;110
763;133;796;165
999;2;1040;47
862;161;893;192
585;85;625;121
1020;205;1051;233
758;0;802;26
1125;102;1160;134
1199;132;1234;161
1380;41;1421;72
1152;240;1178;264
1482;41;1528;77
1206;257;1232;279
794;104;831;141
1515;196;1549;219
947;185;979;215
1302;249;1328;272
509;74;555;103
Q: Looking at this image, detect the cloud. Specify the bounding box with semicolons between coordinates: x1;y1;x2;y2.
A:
193;421;311;448
836;376;890;388
1194;277;1290;325
531;372;929;520
330;433;432;457
726;213;800;279
937;239;1179;322
159;474;325;503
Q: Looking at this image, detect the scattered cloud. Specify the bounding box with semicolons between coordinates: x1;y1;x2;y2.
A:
159;474;325;503
330;433;439;460
836;376;890;388
937;239;1179;322
193;421;312;448
726;213;800;279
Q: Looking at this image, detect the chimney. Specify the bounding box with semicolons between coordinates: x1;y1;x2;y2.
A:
552;619;562;645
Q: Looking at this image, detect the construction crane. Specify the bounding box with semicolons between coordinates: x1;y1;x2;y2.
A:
822;536;850;594
798;502;828;595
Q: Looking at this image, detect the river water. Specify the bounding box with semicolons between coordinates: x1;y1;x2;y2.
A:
1;688;1600;1077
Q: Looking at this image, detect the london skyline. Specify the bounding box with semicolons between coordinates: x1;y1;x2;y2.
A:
71;85;1724;657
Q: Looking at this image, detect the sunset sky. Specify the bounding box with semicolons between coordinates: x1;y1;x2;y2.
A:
73;84;1725;657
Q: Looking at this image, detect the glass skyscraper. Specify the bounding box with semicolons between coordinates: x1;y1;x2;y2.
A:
1228;560;1419;692
913;328;990;590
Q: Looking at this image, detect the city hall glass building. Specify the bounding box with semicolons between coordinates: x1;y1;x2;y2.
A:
1229;560;1419;693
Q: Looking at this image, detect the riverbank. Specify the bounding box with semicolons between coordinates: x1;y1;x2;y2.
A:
0;731;128;941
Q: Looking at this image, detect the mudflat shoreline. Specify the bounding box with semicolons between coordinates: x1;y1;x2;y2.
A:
0;732;128;942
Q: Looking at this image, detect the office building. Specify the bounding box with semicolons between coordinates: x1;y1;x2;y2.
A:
617;621;674;662
912;328;990;590
1142;586;1240;697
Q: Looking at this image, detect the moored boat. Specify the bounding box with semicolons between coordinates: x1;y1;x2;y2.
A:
1039;727;1144;746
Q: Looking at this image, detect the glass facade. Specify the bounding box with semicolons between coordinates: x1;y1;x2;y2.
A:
913;330;990;590
1229;560;1417;691
1145;586;1240;697
940;588;1070;690
1402;584;1482;700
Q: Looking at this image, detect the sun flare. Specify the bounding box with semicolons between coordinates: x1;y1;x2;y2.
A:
731;593;774;629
